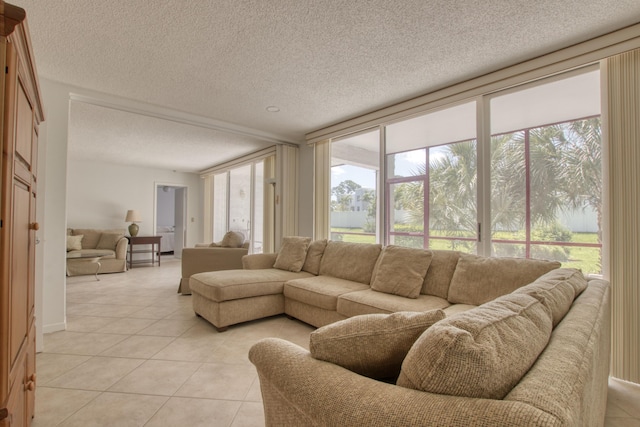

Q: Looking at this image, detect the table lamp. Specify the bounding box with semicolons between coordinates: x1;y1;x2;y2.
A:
125;210;141;237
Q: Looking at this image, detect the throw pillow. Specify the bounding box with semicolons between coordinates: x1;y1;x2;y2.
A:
96;232;123;250
66;235;83;251
447;253;561;306
397;293;552;399
302;239;328;275
310;310;445;379
370;246;433;298
220;231;244;248
273;236;312;272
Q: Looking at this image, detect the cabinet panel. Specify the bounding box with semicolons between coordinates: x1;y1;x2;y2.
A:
9;182;29;371
14;82;31;170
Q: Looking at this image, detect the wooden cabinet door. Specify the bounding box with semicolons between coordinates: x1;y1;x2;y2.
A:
1;37;38;427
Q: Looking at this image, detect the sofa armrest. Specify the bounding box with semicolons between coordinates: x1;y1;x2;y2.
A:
249;338;554;427
242;253;277;269
181;247;248;279
115;237;128;260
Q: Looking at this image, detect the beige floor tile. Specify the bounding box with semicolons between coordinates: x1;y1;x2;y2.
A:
231;401;266;427
604;418;640;427
179;319;225;338
136;318;198;336
108;359;201;396
58;392;168;427
46;356;144;391
145;397;242;427
176;362;257;400
44;332;129;356
99;335;175;358
31;387;100;427
608;378;640;418
65;315;119;332
163;306;199;320
94;317;157;334
126;305;179;319
244;376;263;402
66;302;141;317
36;353;91;384
151;335;225;362
206;338;256;365
42;330;81;349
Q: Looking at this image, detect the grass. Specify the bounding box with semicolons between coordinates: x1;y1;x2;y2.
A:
330;228;602;274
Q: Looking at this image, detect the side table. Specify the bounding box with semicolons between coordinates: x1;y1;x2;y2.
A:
127;235;162;268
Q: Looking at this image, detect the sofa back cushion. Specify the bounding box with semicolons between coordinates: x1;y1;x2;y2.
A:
447;254;561;305
514;268;585;327
319;241;382;284
96;232;124;250
421;250;460;298
71;228;125;249
397;293;552;399
310;310;445;379
302;239;328;275
273;236;311;272
371;246;432;298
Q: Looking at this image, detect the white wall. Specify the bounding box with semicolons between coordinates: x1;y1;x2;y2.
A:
37;78;205;347
66;159;201;241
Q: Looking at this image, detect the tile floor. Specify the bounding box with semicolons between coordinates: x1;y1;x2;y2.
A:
34;257;639;426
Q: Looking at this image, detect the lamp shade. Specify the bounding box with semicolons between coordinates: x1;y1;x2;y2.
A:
125;210;141;222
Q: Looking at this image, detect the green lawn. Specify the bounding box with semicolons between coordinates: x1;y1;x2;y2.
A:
330;228;601;274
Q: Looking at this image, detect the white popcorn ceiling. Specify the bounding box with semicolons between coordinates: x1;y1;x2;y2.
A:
12;0;640;172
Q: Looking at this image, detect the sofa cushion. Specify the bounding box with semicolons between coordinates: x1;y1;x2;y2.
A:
319;241;382;284
514;268;585;327
447;254;561;305
220;231;245;248
337;289;450;318
370;246;432;298
96;232;124;250
421;250;460;299
284;276;370;311
274;236;311;272
310;310;445;379
302;239;328;275
71;228;102;249
189;269;313;302
66;235;83;251
397;293;552;399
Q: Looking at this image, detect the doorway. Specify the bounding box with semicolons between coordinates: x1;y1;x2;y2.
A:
155;183;187;258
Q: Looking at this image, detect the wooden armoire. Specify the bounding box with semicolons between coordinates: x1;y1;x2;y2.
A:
0;1;44;426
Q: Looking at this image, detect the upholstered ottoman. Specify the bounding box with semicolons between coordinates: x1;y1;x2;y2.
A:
189;269;313;331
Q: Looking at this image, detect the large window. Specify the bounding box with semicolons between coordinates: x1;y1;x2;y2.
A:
331;68;603;275
330;129;379;243
489;70;602;273
386;101;478;252
212;156;273;253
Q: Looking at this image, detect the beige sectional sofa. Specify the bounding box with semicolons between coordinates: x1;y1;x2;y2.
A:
190;238;610;426
66;228;128;276
189;239;562;331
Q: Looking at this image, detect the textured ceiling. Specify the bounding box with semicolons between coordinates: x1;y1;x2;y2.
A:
11;0;640;172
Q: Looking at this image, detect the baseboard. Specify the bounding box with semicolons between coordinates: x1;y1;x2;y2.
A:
42;321;66;334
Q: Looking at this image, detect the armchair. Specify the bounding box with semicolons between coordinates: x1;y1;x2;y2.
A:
178;231;249;294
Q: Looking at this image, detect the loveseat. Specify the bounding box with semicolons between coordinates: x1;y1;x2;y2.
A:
66;228;128;276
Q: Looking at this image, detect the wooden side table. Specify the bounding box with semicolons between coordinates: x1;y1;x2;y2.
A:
127;235;162;268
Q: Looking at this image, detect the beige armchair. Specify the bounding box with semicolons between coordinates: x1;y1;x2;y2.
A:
178;231;249;294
